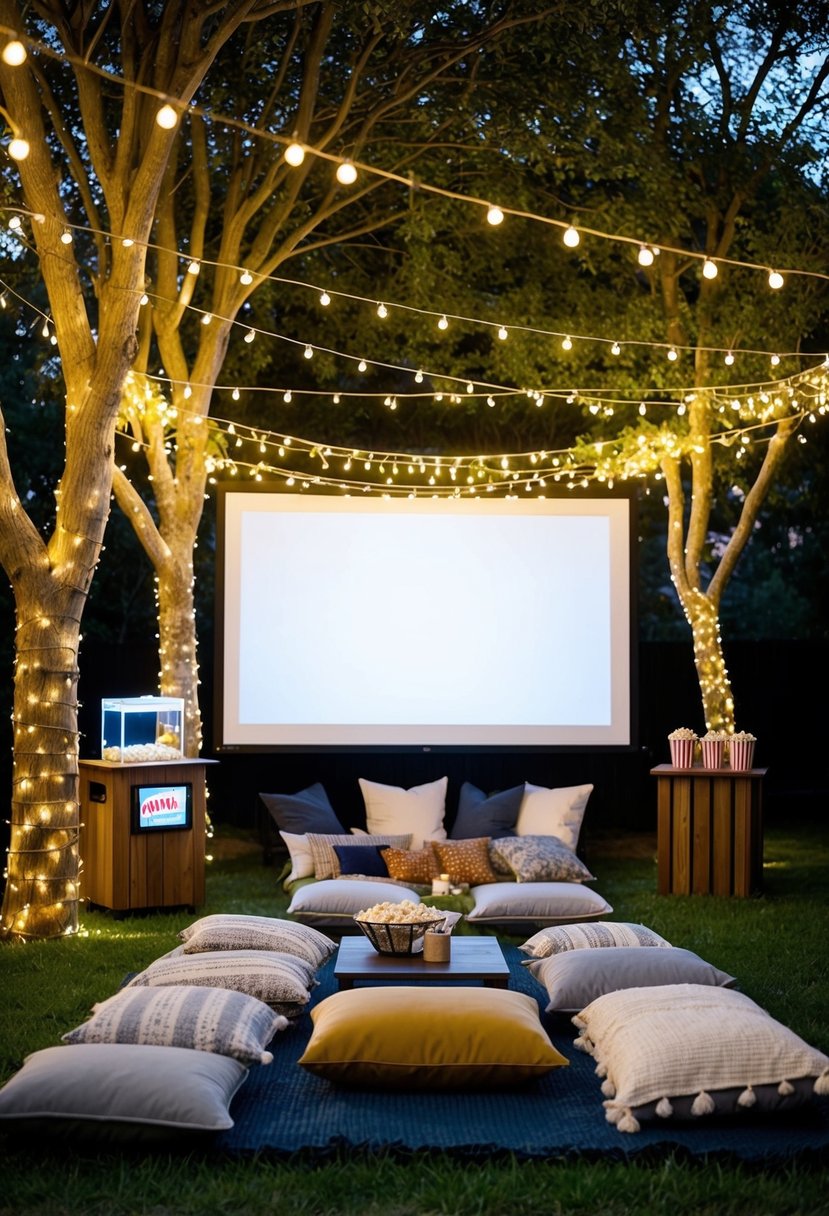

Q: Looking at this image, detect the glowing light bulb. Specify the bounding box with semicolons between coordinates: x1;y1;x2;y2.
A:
438;315;448;330
667;346;678;361
60;229;73;245
497;325;508;341
8;215;21;230
358;359;367;372
486;205;504;226
637;245;654;267
562;225;580;248
201;313;212;325
768;269;784;290
2;40;27;66
319;291;330;306
415;370;424;383
232;388;240;400
284;141;305;166
724;350;735;366
122;237;134;247
770;353;780;367
239;270;253;285
466;382;474;394
562;335;572;351
611;341;621;356
8;137;30;161
376;302;388;319
336;160;357;185
244;329;255;343
304;344;313;359
155;104;178;130
187;260;200;275
702;258;718;279
283;391;292;403
139;293;149;305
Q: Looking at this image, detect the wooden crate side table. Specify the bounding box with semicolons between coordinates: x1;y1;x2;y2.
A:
79;759;215;913
651;764;766;897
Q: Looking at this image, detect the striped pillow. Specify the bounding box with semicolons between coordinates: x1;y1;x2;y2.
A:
125;949;318;1018
62;984;286;1065
307;832;412;880
179;914;335;969
520;921;672;959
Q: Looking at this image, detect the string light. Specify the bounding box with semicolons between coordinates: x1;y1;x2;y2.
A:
768;270;784;290
7;136;30;161
239;270;253;285
638;245;655;267
284;140;305;166
155;104;178;129
486;205;504;226
438;315;448;330
376;302;388;318
702;258;718;279
562;225;580;248
336;160;357;185
319;291;330;306
667;347;678;362
498;325;508;340
2;38;27;66
724;350;735;366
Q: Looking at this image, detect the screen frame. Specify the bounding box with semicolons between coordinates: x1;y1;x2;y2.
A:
213;484;638;754
130;782;194;834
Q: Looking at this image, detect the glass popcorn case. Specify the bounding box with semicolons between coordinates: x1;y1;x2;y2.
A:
101;696;184;763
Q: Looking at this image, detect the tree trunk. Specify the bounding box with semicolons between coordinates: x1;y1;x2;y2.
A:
157;547;202;757
684;589;734;733
2;580;81;939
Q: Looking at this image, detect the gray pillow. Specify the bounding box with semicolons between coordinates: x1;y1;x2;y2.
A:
179;914;336;969
0;1043;248;1133
451;783;523;840
490;835;596;883
62;984;287;1065
526;945;737;1013
125;949;318;1019
259;783;345;835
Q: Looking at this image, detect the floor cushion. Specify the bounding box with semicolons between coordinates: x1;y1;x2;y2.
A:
359;776;448;850
259;783;345;835
124;949;318;1019
466;881;612;925
179;914;336;969
490;835;595;883
572;983;829;1133
451;782;523;840
526;946;736;1013
287;878;422;927
61;984;287;1064
0;1043;248;1138
515;784;593;852
298;985;568;1089
520;921;672;958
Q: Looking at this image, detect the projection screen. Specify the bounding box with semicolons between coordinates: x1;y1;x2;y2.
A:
215;489;635;749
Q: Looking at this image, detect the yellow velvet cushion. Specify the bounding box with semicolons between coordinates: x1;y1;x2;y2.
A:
298;986;568;1089
381;845;441;884
432;837;500;885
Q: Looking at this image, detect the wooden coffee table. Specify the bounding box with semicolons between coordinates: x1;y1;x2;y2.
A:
334;934;509;990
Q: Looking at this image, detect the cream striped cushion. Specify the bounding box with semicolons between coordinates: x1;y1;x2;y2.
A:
125;949;317;1018
520;921;671;959
179;914;335;969
62;984;286;1064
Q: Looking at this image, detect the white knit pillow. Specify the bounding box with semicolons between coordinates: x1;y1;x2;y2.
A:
572;983;829;1133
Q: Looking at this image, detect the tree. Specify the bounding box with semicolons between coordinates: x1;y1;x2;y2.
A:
0;0;328;941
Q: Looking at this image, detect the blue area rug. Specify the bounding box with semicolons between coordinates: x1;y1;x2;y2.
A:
215;946;829;1163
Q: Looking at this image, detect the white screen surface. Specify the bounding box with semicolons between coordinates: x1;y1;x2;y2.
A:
217;492;633;747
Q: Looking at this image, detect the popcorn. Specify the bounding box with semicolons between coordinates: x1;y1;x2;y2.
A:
702;730;728;741
355;899;444;925
102;742;182;763
731;730;756;742
668;727;697;741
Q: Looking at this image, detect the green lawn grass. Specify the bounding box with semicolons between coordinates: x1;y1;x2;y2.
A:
0;822;827;1216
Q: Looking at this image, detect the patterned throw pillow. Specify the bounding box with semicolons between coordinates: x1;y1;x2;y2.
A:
306;832;412;880
489;835;595;884
125;949;318;1019
381;845;441;884
179;914;336;969
431;837;500;886
62;984;287;1065
520;921;672;959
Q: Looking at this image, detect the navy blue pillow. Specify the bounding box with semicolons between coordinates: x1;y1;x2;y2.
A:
259;783;346;835
332;844;389;878
451;782;524;840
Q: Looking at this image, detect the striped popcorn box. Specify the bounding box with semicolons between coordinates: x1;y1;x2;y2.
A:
669;738;695;768
701;739;725;769
729;739;755;770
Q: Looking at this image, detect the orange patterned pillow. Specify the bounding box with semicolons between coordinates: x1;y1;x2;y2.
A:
381;846;441;884
432;838;500;886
